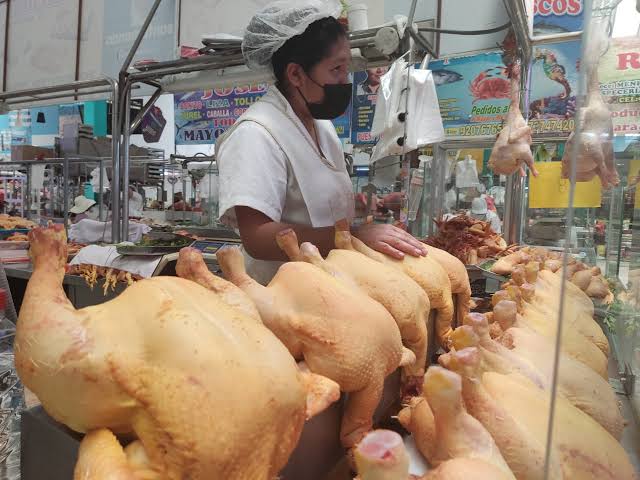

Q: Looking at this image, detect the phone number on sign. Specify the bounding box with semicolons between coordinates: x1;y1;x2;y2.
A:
529;118;575;134
445;124;503;137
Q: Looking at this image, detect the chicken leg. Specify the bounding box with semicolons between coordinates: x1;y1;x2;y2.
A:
216;246;412;448
277;228;430;395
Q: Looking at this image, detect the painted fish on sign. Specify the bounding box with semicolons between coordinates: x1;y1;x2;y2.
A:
533;0;584;36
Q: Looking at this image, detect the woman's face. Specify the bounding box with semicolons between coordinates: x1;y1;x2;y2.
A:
295;36;351;104
367;67;385;86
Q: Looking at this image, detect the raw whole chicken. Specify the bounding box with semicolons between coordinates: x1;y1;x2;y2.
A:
399;367;515;478
354;429;514;480
491;288;608;378
440;347;636;480
561;18;619;189
336;224;454;348
16;225;340;480
423;245;471;325
451;312;624;440
276;228;431;393
488;63;538;177
216;245;414;449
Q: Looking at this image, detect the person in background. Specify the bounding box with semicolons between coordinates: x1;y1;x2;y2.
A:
356;67;386;95
69;195;97;223
128;186;144;218
470;197;502;234
477;184;496;212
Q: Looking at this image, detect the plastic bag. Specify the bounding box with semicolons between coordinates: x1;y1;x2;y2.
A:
370;57;445;163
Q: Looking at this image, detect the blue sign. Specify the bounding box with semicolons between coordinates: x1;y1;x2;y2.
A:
174;85;268;145
529;40;581;136
533;0;584;36
351;67;388;144
431;52;511;137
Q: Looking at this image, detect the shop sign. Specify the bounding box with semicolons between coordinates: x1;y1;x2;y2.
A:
528;40;581;136
533;0;584;35
430;52;511;138
351;67;388;144
599;36;640;135
174;85;268;145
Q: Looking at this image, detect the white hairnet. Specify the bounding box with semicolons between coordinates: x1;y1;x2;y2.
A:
242;0;343;71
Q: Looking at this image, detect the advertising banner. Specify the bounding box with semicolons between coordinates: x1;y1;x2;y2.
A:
533;0;584;36
599;36;640;135
174;85;268;145
431;52;511;137
529;161;601;209
528;40;581;136
351;67;388;144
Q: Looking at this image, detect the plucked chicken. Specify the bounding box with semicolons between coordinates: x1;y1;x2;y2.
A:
561;18;619;189
276;228;431;390
336;224;454;348
16;225;340;480
491;290;608;378
488;63;538;177
354;429;514;480
400;366;515;478
216;245;413;449
440;347;636;480
422;245;471;325
452;312;624;439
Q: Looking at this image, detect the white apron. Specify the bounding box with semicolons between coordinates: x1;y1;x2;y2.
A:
217;87;354;284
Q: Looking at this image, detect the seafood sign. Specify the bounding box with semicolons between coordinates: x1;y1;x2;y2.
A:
528;40;581;136
598;36;640;135
533;0;584;35
431;52;511;137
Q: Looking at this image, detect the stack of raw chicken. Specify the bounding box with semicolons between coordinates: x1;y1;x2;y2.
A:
16;223;468;479
492;245;614;304
400;248;636;479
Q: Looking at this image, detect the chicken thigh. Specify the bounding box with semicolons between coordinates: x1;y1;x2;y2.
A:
16;226;339;480
216;246;413;448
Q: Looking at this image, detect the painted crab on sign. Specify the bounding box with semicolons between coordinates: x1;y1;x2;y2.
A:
469;67;511;102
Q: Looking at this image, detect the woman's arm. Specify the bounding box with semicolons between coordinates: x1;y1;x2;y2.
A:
236;207;426;262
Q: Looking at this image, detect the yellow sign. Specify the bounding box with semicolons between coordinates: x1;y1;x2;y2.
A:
529;162;602;209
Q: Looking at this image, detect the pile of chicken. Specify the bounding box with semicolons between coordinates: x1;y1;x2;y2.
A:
398;258;636;480
0;214;37;230
492;245;613;304
17;223;469;479
425;214;509;265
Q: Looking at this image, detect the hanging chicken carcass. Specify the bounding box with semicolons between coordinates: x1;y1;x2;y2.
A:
16;225;340;480
561;17;619;189
488;62;538;177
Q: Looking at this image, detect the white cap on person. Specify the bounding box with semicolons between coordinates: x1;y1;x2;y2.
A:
242;0;343;71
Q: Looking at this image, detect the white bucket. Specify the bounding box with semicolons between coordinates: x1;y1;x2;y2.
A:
347;3;368;31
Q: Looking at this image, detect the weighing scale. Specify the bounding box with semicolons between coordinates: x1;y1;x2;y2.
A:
151;238;242;277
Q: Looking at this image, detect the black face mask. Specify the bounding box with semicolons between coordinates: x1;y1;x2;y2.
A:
298;74;352;120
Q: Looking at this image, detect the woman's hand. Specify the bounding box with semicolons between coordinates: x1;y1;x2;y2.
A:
353;223;427;260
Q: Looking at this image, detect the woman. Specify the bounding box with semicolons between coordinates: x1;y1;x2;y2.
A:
217;0;426;284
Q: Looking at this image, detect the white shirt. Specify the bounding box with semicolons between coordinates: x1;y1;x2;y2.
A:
129;190;144;218
218;87;353;284
455;156;479;189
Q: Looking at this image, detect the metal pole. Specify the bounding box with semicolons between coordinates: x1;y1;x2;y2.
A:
26;164;32;220
119;0;163;76
63;156;69;235
107;77;121;243
121;84;132;241
98;158;104;221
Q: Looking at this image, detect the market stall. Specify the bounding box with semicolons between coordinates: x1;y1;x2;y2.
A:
0;0;637;478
